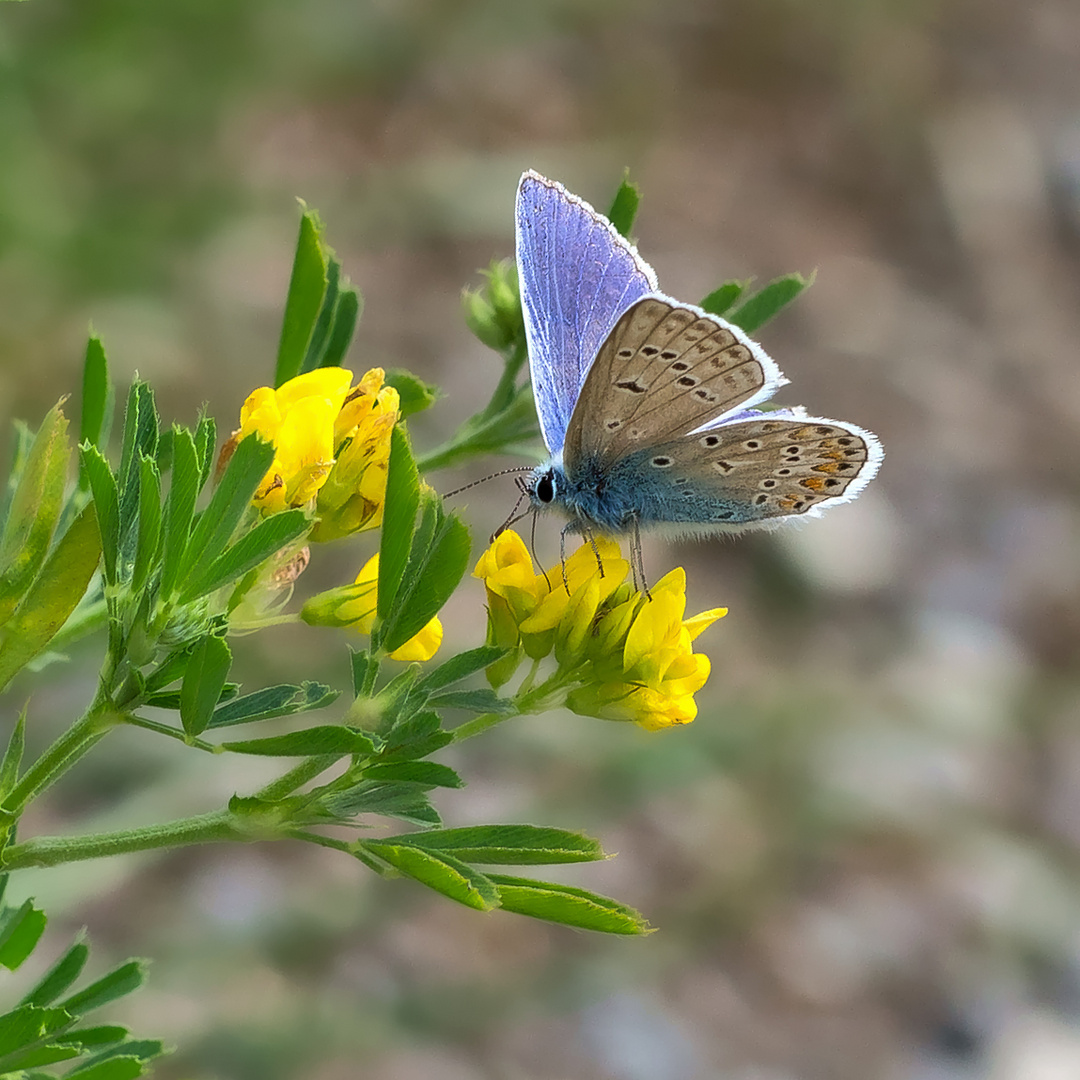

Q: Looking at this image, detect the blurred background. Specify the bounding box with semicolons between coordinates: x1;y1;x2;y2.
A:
3;0;1080;1077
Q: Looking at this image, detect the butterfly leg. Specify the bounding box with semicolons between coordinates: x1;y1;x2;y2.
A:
629;516;651;601
529;511;554;592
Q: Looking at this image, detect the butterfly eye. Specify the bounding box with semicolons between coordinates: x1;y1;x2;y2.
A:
535;473;556;503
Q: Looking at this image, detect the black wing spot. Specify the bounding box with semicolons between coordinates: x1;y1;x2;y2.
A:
617;348;634;358
744;440;761;450
713;460;733;473
815;426;832;435
761;479;777;488
714;510;735;520
671;361;690;372
615;380;647;394
677;376;698;388
651;456;673;468
755;494;768;505
660;350;679;360
776;468;792;476
641;346;660;357
701;434;721;447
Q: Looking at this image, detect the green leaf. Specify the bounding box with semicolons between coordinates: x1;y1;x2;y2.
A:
361;762;462;788
55;1025;129;1048
0;503;102;695
0;899;46;970
0;707;26;802
0;1042;82;1071
327;782;439;827
131;457;161;595
606;170;641;238
487;874;651;934
58;960;146;1014
207;682;337;729
727;272;812;334
319;287;362;370
178;508;309;604
700;281;747;316
80;446;119;588
385;825;605;865
0;402;71;625
194;413;217;490
66;1055;146;1079
179;433;274;585
159;427;199;599
385;370;437;419
221;726;375;757
69;1039;164;1074
300;258;341;374
377;426;419;622
79;335;112;451
364;844;499;910
143;645;194;694
116;383;158;557
377;710;450;762
370;666;421;734
179;634;232;737
20;940;89;1006
381;501;470;655
430;688;513;714
350;649;378;698
415;645;506;694
275;209;328;387
0;1004;72;1057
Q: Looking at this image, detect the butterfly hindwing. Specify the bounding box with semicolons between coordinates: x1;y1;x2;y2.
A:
618;414;882;528
516;171;657;455
563;296;787;468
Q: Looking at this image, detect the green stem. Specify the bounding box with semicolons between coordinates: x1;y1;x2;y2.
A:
123;714;217;752
256;754;342;802
450;710;517;742
4;690;121;814
1;808;247;870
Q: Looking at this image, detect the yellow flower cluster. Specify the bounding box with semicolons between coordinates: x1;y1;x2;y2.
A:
473;531;726;730
232;367;399;540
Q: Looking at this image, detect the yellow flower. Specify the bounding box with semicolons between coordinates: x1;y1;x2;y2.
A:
301;553;442;662
312;369;400;541
236;368;354;513
228;367;401;540
472;531;725;730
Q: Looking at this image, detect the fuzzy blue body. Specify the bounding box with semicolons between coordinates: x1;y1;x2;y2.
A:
530;451;757;535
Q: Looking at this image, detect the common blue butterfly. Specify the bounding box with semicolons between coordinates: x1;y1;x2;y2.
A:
515;170;883;545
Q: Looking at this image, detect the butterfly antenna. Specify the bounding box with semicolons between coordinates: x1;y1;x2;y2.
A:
491;478;531;541
443;467;535;500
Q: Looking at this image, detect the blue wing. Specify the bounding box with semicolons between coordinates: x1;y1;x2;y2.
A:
515;171;658;455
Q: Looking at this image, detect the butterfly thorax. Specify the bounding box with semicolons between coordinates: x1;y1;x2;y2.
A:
528;456;627;534
528;453;695;535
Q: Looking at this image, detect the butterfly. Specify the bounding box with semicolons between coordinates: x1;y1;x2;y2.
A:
514;170;883;558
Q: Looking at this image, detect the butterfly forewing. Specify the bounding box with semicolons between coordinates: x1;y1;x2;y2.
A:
516;172;657;456
564;296;786;467
631;416;880;526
